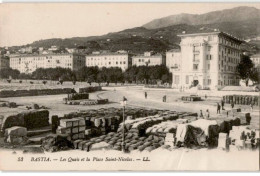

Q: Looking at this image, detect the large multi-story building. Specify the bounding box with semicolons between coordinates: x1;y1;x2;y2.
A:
10;53;85;73
132;52;164;67
85;52;130;71
251;54;260;66
172;30;243;90
0;56;10;70
166;49;181;73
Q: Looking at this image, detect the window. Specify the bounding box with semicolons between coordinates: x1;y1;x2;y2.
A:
208;36;213;41
174;75;180;85
208;79;211;85
186;75;189;84
193;64;198;70
208;64;210;70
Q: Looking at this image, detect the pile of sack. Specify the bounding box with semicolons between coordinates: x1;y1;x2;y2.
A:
41;134;74;152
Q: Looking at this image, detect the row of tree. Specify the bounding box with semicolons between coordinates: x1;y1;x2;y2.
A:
0;65;172;84
1;55;259;85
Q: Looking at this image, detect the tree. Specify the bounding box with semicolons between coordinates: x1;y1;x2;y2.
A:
236;55;254;86
0;68;20;79
249;67;260;84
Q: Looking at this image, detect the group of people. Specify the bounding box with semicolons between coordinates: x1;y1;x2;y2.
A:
199;109;210;119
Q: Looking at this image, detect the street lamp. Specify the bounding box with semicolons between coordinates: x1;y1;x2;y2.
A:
120;96;127;152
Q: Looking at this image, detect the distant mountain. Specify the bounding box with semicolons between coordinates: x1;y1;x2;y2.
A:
7;6;260;54
143;6;260;29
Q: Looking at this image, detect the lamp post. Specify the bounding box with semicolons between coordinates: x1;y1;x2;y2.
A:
120;96;127;152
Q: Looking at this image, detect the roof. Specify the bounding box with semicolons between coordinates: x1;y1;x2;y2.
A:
9;53;85;58
177;29;244;43
86;53;128;57
167;49;181;53
132;54;162;58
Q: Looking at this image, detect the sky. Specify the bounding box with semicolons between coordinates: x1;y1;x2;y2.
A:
0;2;259;47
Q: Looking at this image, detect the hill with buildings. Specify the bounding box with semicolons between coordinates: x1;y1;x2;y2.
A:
4;6;260;54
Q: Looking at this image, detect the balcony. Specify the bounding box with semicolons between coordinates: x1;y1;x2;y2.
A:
193;50;200;54
193;59;200;63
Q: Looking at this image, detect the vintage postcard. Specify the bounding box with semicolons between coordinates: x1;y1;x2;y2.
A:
0;2;259;171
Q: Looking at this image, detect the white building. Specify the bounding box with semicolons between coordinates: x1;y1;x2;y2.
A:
85;52;130;71
132;52;164;67
10;53;85;74
251;54;260;66
172;30;243;90
166;49;181;73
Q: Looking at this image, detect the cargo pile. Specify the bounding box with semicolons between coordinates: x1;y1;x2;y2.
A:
1;110;50;134
223;95;259;105
181;95;202;101
0;88;73;98
65;99;109;106
41;134;74;152
56;117;86;140
4;126;28;144
78;86;102;93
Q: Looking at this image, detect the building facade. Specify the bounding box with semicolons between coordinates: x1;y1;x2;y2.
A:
85;52;130;71
0;56;10;70
251;54;260;66
166;49;181;73
10;53;85;73
132;52;164;67
172;31;243;90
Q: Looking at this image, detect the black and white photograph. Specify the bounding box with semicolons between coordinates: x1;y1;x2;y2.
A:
0;2;259;171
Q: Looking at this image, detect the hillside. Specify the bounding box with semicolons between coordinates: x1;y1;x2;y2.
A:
7;6;260;54
143;6;260;29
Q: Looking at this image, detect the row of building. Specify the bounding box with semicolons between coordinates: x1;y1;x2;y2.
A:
2;30;260;90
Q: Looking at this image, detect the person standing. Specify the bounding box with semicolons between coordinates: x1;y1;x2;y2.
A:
205;109;210;119
217;103;221;114
250;102;254;111
231;101;235;109
221;100;225;110
144;92;147;99
199;110;204;118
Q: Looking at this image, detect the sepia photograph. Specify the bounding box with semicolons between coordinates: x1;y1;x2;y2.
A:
0;2;259;171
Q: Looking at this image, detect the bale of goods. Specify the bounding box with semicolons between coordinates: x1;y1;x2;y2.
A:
4;126;28;144
41;134;73;152
78;141;88;150
73;139;83;149
60;119;73;128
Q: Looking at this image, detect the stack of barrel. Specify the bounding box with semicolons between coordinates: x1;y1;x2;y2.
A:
223;95;259;105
